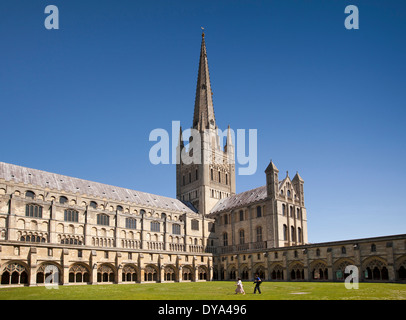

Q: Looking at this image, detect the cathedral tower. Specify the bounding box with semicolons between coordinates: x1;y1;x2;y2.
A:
176;31;236;215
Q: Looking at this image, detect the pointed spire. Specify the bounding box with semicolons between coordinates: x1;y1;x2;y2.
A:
225;125;234;154
193;31;216;131
293;171;304;182
265;159;279;173
178;126;184;148
226;125;233;146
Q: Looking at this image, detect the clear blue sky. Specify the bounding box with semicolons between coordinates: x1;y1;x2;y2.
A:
1;0;405;243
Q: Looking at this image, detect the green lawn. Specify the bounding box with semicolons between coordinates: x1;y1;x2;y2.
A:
0;281;405;300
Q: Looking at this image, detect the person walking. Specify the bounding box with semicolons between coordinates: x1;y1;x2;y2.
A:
253;274;262;294
235;278;245;295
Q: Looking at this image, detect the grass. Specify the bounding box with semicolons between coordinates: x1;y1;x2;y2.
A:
0;281;405;300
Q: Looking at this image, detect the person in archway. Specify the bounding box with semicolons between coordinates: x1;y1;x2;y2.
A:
253;273;262;294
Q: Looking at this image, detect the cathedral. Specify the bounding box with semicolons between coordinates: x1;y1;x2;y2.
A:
0;32;405;286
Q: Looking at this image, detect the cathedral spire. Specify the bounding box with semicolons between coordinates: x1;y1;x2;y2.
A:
193;31;216;131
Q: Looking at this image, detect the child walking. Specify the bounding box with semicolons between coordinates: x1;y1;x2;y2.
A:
235;278;245;295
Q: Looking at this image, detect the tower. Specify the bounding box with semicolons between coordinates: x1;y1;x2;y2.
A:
176;31;236;215
265;159;279;198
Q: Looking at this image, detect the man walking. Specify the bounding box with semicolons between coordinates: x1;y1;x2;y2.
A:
253;274;262;294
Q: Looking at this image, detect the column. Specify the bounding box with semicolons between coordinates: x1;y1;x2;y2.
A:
29;247;38;286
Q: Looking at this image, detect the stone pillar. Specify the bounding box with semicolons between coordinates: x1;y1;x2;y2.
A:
7;195;17;241
89;250;98;284
353;244;362;281
29;247;38;286
116;252;122;284
248;254;254;280
139;254;145;283
84;208;92;246
159;265;165;283
303;249;309;281
49;202;57;244
62;248;70;285
179;266;183;282
386;242;396;281
326;248;334;281
264;253;269;280
283;251;289;281
193;256;198;281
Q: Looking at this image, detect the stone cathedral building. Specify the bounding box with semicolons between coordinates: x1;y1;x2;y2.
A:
0;33;405;287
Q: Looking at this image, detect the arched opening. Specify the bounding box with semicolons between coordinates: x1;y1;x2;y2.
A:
36;263;62;285
97;264;115;283
122;265;138;283
144;265;158;282
182;266;193;281
68;264;90;284
1;263;29;285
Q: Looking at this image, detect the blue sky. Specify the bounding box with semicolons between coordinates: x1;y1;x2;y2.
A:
1;0;405;243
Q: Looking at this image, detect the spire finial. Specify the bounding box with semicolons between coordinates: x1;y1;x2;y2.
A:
201;26;205;37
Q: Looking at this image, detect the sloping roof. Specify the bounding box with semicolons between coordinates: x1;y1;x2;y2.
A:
209;185;267;214
0;162;195;213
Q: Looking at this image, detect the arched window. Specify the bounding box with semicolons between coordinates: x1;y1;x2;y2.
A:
287;190;291;197
97;264;115;283
90;201;97;209
371;244;376;252
256;226;263;242
297;208;301;219
59;196;68;204
64;209;79;222
223;232;228;246
97;214;109;226
211;169;213;180
25;204;43;218
117;205;123;212
341;246;346;254
256;206;262;218
239;229;245;245
20;235;46;243
297;227;302;243
291;226;296;241
126;218;137;229
282;204;286;216
172;224;181;235
239;210;244;221
122;265;137;283
283;224;288;241
191;219;199;231
25;191;35;199
151;221;160;232
1;263;29;285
